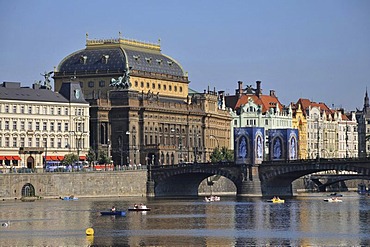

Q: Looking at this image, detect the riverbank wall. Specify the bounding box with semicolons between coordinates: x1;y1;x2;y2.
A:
0;171;147;200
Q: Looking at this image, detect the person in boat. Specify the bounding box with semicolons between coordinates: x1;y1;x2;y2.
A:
111;206;116;212
134;204;138;209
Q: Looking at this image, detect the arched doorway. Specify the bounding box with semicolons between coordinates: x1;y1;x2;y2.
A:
21;183;36;197
26;156;35;169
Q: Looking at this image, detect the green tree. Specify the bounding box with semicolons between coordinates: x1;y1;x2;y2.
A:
86;148;96;167
61;153;79;166
210;147;234;162
98;150;110;164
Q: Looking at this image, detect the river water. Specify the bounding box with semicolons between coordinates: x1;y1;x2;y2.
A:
0;193;369;246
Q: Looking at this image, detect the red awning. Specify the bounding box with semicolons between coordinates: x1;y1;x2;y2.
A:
45;156;58;161
12;156;21;160
0;156;5;160
5;156;13;160
57;156;64;161
79;156;86;161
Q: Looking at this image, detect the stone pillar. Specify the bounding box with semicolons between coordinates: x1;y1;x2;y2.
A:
237;166;262;197
146;181;155;197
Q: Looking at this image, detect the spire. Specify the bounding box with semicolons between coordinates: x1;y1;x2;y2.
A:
364;87;369;111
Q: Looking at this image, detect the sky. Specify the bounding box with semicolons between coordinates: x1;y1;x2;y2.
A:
1;0;369;111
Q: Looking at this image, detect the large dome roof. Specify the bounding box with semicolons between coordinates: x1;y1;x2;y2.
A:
57;37;186;77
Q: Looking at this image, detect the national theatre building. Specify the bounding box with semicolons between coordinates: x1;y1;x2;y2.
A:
54;35;232;166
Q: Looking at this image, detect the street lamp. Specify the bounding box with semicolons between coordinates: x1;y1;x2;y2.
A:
210;135;220;148
126;131;130;166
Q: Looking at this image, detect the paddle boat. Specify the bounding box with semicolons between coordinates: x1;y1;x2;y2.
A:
324;197;342;203
62;195;78;201
204;195;221;202
267;196;285;203
128;203;151;211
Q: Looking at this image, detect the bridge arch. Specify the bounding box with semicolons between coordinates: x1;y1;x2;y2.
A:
151;164;244;197
259;159;370;196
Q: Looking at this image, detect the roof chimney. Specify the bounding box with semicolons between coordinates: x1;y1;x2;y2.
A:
256;81;261;97
237;81;243;99
270;90;276;97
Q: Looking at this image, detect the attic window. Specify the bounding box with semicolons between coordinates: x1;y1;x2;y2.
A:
167;61;173;66
133;55;140;61
156;59;162;65
80;55;87;64
145;57;152;63
102;55;109;64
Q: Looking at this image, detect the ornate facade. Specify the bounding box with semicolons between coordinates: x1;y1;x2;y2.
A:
226;81;293;158
53;35;231;166
356;89;370;157
292;99;358;159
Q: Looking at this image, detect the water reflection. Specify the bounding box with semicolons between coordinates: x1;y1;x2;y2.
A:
0;194;369;246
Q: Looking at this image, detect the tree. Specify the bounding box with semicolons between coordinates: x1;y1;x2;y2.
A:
98;150;110;164
86;148;96;167
61;153;79;166
210;147;234;162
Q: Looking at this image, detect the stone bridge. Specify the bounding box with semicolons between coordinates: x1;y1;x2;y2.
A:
259;158;370;196
147;158;370;197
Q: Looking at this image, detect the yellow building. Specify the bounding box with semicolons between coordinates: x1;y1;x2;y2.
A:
291;103;308;159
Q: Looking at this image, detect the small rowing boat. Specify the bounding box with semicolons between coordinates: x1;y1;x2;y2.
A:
100;211;126;216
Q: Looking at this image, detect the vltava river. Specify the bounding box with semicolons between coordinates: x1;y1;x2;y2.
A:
0;193;369;246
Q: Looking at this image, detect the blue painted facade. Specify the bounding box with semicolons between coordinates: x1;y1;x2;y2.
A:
268;129;299;161
234;127;265;165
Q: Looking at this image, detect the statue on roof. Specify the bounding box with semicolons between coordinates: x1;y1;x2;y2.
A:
40;71;53;90
110;67;131;90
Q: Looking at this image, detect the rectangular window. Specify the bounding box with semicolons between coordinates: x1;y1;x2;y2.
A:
65;123;69;131
99;80;105;87
28;121;32;130
13;105;17;113
5;137;10;147
50;107;54;115
57;138;62;148
88;81;94;87
5;105;9;113
28;106;32;114
36;137;40;147
12;137;17;147
65;108;68;115
43;122;47;131
50;122;54;131
35;121;40;131
57;122;62;131
58;108;61;115
5;121;9;130
21;106;25;114
28;137;32;147
13;120;17;130
50;138;55;148
20;137;25;147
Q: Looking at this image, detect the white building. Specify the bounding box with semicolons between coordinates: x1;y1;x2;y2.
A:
295;98;358;159
0;81;89;172
226;81;293;156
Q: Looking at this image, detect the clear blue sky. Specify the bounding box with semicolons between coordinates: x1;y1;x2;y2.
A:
1;0;369;111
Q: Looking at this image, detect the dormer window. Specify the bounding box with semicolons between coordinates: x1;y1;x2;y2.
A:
145;57;152;63
80;55;87;64
167;61;173;66
102;55;109;64
156;59;162;65
133;55;140;61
